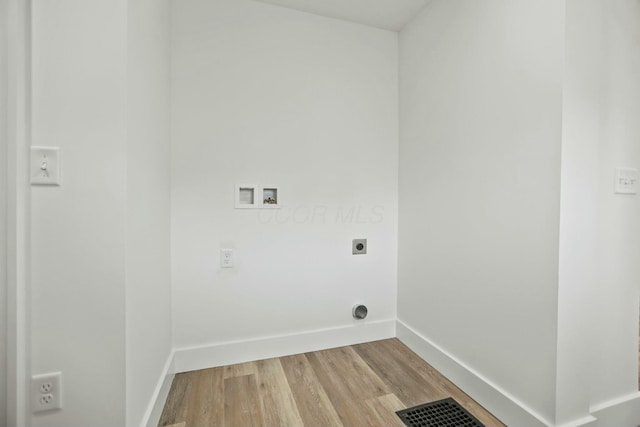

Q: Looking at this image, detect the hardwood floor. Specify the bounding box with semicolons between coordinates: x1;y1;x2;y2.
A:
158;338;505;427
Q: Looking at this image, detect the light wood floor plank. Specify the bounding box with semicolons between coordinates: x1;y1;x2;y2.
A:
184;367;224;427
224;374;265;427
280;353;344;427
354;339;446;407
158;372;194;426
254;358;304;427
364;394;407;427
305;346;392;426
309;346;390;400
223;360;256;379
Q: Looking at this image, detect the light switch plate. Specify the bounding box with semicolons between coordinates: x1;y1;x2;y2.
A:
31;147;61;186
614;167;638;195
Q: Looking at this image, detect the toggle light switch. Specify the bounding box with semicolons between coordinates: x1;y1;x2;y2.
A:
31;147;61;186
614;167;638;195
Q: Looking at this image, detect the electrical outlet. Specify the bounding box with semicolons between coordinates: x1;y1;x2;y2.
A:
39;394;53;406
32;372;62;413
39;382;53;393
352;239;367;255
220;249;234;268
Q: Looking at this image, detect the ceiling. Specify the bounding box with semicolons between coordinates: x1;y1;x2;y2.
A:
253;0;432;32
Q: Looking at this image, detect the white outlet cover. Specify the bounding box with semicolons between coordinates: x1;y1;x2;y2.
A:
220;248;234;268
32;372;62;413
31;146;62;186
614;167;638;195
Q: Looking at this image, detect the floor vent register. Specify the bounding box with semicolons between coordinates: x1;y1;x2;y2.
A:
396;397;486;427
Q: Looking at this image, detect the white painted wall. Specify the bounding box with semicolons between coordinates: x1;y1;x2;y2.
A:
30;1;128;426
553;1;640;424
398;1;564;423
556;0;603;423
559;2;640;424
32;0;173;426
171;0;398;354
589;0;640;409
125;0;172;426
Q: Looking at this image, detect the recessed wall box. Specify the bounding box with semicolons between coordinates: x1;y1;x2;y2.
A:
235;184;257;208
262;188;278;207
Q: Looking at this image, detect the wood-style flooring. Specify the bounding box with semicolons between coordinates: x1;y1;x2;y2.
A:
159;338;504;427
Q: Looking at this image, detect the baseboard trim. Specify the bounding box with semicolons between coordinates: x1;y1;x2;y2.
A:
142;351;176;427
173;319;396;373
396;319;554;427
589;392;640;427
557;415;598;427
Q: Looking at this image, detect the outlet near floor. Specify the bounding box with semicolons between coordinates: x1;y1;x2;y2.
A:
32;372;62;413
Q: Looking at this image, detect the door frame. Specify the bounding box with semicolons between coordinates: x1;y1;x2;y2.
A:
1;0;7;422
4;0;31;426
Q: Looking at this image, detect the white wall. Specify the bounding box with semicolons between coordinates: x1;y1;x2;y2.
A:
171;0;398;358
125;0;172;426
31;1;128;426
560;3;640;425
561;3;640;425
398;1;564;424
31;1;173;426
589;0;640;409
556;0;602;423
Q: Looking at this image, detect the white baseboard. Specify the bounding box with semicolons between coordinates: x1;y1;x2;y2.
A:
142;352;176;427
396;319;554;427
557;416;598;427
173;319;396;373
589;392;640;427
